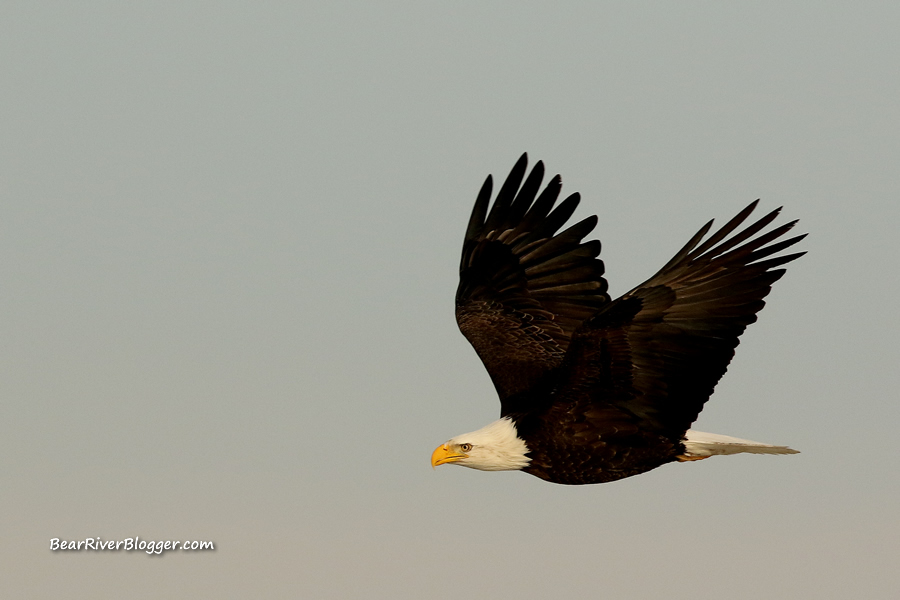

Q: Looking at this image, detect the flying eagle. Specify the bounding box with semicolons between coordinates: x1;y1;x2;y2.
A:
431;154;804;485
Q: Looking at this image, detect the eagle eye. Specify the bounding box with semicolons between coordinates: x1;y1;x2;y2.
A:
459;443;472;452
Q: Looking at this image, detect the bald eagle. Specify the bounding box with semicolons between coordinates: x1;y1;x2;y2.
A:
431;155;804;485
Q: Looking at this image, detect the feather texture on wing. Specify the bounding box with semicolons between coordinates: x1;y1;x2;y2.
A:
456;154;610;401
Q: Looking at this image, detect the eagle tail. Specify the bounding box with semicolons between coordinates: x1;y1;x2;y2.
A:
682;430;799;458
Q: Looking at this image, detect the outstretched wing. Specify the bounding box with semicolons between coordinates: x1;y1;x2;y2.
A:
456;154;610;403
547;201;805;443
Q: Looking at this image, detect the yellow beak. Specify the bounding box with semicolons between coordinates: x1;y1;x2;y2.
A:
431;444;467;468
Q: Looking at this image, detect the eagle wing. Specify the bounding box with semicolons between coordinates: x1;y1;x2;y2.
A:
546;201;806;444
456;154;610;402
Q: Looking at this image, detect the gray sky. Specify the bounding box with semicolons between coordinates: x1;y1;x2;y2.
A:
2;2;898;598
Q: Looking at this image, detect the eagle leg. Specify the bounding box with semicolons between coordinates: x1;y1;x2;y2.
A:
676;454;710;462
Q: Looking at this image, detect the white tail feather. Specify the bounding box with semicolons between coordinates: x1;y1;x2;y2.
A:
683;430;799;458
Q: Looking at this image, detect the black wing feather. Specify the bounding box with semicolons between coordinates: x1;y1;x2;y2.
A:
549;202;806;443
456;155;611;402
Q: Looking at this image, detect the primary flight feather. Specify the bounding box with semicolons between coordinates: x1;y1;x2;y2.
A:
432;154;804;485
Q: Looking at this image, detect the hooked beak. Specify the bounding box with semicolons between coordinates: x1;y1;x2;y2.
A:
431;444;467;468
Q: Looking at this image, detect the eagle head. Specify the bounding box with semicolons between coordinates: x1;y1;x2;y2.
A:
431;417;531;472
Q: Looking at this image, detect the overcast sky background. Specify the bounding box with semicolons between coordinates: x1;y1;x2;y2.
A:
2;2;898;598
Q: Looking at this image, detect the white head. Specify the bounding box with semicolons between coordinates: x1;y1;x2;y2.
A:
431;417;531;471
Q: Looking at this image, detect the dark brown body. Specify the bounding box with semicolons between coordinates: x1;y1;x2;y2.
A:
518;414;682;485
